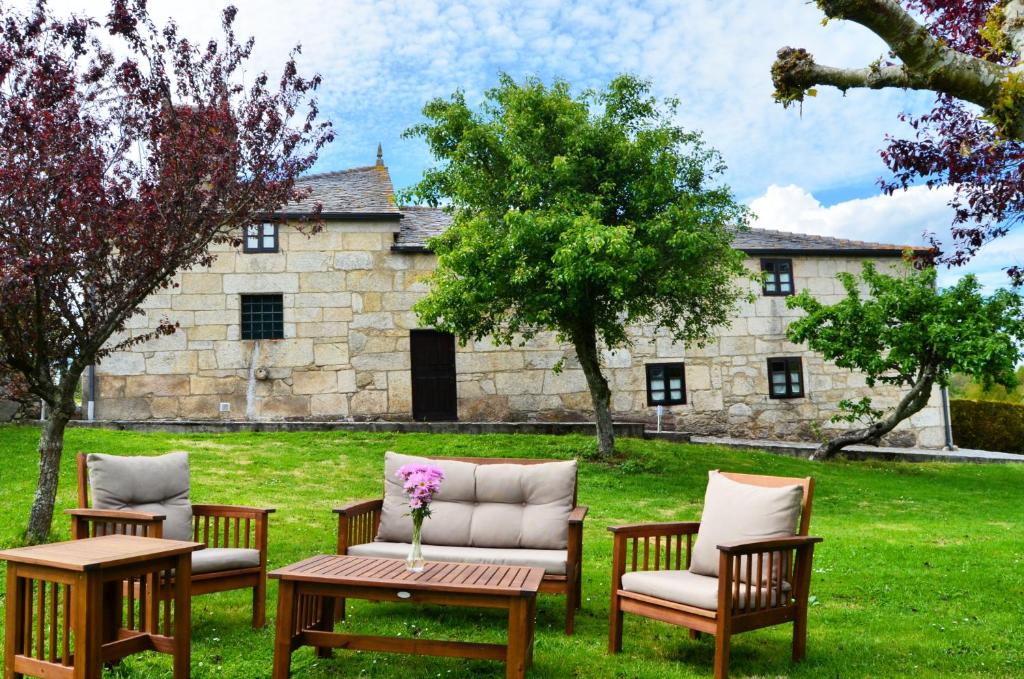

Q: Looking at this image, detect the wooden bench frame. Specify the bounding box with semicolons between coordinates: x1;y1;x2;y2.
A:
70;452;275;628
334;455;587;634
607;471;822;679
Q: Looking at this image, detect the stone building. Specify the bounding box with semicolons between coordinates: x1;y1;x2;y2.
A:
93;152;947;447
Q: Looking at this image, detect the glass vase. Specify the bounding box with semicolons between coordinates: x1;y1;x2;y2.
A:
406;517;425;572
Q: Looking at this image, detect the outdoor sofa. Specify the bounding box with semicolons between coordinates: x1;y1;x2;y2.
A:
334;451;588;634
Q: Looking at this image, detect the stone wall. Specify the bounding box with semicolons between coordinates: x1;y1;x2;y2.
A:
96;220;946;448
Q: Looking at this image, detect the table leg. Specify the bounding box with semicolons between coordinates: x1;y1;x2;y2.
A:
4;568;24;679
272;580;298;679
314;596;336;659
172;555;192;679
526;595;536;669
101;580;123;668
73;573;103;679
506;597;530;679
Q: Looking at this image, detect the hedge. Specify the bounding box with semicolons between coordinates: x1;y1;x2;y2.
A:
951;399;1024;454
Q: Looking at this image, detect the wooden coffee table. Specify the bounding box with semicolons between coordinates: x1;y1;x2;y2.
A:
269;555;543;679
1;534;202;679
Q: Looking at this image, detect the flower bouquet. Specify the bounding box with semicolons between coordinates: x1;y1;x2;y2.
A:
395;462;445;572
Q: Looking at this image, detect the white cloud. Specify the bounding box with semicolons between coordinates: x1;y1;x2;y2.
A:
12;0;935;195
749;183;953;247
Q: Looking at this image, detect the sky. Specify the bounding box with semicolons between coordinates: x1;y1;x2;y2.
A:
13;0;1023;289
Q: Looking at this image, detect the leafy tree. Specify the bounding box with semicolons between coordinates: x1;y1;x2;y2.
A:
772;1;1024;282
786;260;1024;459
0;1;332;543
950;366;1024;402
404;74;749;457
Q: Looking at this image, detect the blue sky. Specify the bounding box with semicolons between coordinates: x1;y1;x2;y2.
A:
24;0;1024;288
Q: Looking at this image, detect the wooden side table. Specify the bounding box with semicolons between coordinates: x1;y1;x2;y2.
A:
270;555;543;679
1;534;202;679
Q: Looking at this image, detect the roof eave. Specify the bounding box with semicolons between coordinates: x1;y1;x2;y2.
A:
269;211;403;221
390;244;432;254
739;247;929;258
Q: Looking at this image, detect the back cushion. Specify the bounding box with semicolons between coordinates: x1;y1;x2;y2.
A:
689;471;803;583
376;452;576;549
87;452;193;541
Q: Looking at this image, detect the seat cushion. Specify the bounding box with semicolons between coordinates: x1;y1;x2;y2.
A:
689;471;803;583
376;452;576;550
621;569;790;611
347;541;567;575
87;452;193;541
191;548;261;575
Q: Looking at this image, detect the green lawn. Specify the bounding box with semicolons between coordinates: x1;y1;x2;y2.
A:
1;425;1022;678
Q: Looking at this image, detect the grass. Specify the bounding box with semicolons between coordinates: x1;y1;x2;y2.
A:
1;425;1023;678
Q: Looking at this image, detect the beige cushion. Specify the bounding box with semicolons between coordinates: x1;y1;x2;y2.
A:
621;569;790;611
375;452;576;550
191;547;261;575
689;471;803;583
348;541;566;575
87;452;193;541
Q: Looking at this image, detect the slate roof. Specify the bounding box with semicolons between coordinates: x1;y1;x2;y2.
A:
284;163;924;255
731;226;922;256
281;165;400;217
389;206;924;256
395;206;451;248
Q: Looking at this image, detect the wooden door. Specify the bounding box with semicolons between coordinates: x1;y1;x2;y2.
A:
410;330;458;421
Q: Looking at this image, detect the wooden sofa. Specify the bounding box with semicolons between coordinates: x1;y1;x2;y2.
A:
69;452;275;628
334;452;588;634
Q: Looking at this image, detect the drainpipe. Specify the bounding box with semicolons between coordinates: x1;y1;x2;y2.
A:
86;364;97;421
940;385;956;451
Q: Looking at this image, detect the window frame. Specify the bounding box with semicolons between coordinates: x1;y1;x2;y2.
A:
243;222;279;253
240;293;285;340
761;257;795;297
767;356;805;399
645;363;687;406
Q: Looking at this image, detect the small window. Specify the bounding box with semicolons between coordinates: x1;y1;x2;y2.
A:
767;357;804;399
240;294;284;340
646;363;686;406
761;258;794;296
243;222;279;253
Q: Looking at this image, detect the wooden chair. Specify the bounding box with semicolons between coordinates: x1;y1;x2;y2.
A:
607;471;822;679
335;455;587;634
68;452;275;628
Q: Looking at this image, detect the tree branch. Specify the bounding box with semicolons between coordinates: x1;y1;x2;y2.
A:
773;0;1016;134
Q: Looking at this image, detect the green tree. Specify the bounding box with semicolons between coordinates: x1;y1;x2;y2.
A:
403;74;749;456
787;261;1024;460
950;366;1024;403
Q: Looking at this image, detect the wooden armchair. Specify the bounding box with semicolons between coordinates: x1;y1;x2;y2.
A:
70;452;275;628
335;454;587;634
608;471;822;679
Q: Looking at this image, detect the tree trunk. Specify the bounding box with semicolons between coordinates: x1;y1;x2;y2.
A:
813;367;936;461
572;328;614;457
26;408;70;544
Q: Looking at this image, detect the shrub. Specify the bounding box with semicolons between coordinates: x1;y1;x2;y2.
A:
951;399;1024;453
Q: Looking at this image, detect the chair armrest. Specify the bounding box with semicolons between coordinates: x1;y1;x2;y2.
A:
191;504;276;519
191;505;273;554
716;535;823;555
607;521;701;537
609;522;702;584
333;499;384;516
335;499;383;554
65;508;165;539
568;505;589;525
65;508;166;522
715;536;824;616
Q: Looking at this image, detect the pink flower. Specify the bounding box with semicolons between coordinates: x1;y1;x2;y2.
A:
395;463;445;518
